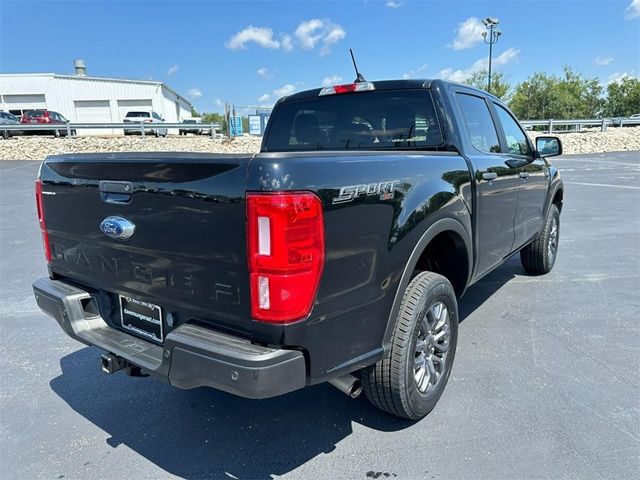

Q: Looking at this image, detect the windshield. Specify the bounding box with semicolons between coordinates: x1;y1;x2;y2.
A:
183;120;197;124
263;89;443;152
126;111;150;118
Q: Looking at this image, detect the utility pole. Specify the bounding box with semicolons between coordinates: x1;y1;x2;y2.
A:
482;17;502;94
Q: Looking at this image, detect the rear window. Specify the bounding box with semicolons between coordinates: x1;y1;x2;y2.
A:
183;119;197;124
263;89;443;151
126;111;150;118
24;110;46;118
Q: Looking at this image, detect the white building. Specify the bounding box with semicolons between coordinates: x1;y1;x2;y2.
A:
0;60;193;135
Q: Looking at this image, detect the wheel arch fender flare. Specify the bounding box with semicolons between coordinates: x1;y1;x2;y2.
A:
381;217;472;357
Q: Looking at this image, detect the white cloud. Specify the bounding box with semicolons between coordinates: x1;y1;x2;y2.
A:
226;26;281;50
402;63;428;79
280;33;294;52
440;47;520;82
166;64;179;75
451;17;485;50
625;0;640;19
187;88;202;99
226;19;345;55
257;67;274;79
593;56;614;66
273;84;297;97
607;71;637;84
322;75;343;86
386;1;403;8
295;19;346;55
260;83;301;103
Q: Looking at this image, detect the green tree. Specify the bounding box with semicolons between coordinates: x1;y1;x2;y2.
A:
201;112;228;134
464;70;511;100
604;76;640;117
508;67;603;120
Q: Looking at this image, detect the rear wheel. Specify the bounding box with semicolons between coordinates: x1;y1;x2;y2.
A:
54;129;61;138
520;204;560;274
361;271;458;420
2;130;8;140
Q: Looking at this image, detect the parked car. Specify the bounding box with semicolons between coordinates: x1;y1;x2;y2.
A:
179;119;202;136
20;109;76;137
0;111;21;139
123;111;167;137
630;113;640;119
33;79;564;420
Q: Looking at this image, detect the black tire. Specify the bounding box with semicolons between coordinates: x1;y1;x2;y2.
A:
520;204;560;274
361;271;458;420
2;130;8;140
54;129;61;138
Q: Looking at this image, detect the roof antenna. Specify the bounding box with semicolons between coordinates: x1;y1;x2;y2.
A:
350;48;366;83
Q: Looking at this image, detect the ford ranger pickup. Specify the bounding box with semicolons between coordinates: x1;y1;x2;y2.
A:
32;79;564;419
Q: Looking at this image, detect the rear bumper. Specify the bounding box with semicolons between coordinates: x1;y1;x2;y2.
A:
33;277;307;399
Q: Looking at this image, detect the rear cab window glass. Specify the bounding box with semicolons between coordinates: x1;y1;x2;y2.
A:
494;104;531;156
25;110;46;118
263;89;443;151
455;93;501;154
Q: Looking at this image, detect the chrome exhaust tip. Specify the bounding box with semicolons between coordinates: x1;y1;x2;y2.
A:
328;374;363;398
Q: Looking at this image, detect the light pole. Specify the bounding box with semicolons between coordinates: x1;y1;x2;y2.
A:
482;17;502;94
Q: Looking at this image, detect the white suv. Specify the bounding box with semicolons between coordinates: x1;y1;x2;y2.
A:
123;111;168;137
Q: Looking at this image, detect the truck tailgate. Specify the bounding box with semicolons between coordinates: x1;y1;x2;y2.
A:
39;152;254;337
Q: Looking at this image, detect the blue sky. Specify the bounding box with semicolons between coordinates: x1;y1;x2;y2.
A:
1;0;639;113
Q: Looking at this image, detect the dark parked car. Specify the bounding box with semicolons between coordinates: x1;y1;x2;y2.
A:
21;110;76;137
0;111;21;139
33;79;564;420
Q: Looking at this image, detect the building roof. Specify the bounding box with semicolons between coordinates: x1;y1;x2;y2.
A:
0;72;192;107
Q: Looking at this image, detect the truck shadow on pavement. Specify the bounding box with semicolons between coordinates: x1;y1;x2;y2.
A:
49;257;523;479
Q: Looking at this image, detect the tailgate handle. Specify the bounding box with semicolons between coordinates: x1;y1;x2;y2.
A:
99;181;133;204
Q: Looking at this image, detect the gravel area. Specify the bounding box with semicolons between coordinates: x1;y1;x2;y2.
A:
1;127;639;160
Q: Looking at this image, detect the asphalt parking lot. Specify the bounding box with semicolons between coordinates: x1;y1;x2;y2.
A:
1;152;639;480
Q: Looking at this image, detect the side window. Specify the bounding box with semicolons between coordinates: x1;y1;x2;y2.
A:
152;112;161;120
455;93;501;154
495;104;531;156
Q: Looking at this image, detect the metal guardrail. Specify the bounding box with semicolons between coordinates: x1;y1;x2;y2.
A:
0;122;222;138
2;117;639;137
520;117;640;133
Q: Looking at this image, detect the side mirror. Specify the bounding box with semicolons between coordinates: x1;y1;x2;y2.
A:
535;136;562;157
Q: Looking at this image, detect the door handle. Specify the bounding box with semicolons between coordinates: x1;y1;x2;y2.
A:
519;172;530;179
482;172;498;181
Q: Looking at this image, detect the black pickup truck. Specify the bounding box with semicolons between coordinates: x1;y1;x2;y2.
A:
33;79;563;420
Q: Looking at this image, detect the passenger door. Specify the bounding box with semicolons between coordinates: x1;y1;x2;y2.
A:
492;103;549;249
454;91;520;277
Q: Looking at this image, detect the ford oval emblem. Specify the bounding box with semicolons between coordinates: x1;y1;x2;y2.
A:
100;216;135;240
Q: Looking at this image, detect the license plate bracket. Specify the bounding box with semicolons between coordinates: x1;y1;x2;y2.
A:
119;295;163;343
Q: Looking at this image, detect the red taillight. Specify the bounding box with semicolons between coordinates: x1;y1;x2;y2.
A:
35;180;52;263
247;192;325;323
318;81;375;96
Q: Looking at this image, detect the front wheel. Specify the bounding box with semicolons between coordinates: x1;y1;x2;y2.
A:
520;204;560;274
361;271;458;420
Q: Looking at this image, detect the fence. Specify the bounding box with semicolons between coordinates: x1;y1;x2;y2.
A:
2;117;640;137
0;122;222;138
520;117;640;133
